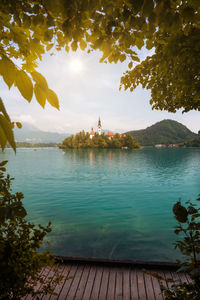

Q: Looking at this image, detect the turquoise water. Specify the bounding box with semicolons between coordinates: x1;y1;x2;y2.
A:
1;148;199;261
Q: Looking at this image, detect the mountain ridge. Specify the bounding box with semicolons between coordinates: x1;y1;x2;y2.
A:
14;123;70;143
125;119;198;146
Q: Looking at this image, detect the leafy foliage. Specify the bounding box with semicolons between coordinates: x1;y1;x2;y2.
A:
0;0;61;149
180;137;200;148
61;131;140;149
126;119;197;146
155;197;200;299
0;98;16;151
0;0;199;150
0;161;63;299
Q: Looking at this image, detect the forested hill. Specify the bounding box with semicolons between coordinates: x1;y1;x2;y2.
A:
125;120;198;146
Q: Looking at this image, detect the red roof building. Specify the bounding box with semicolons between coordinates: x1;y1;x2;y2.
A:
89;128;95;139
106;132;114;139
90;129;95;135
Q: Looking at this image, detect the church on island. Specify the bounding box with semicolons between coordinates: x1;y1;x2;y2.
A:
89;117;115;139
60;118;140;149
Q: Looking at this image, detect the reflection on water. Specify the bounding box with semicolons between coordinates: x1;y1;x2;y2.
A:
1;147;199;261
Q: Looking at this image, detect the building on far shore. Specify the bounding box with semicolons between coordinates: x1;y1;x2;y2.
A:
168;144;179;148
89;117;126;140
97;117;102;135
106;132;114;140
90;117;102;139
155;144;167;148
89;128;95;139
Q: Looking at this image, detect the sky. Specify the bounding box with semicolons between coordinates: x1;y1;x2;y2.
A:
1;48;199;134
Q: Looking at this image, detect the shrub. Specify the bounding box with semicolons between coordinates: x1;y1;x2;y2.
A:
0;160;62;299
160;196;200;299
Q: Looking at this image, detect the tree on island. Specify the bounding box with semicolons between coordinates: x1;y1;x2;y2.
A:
61;131;140;149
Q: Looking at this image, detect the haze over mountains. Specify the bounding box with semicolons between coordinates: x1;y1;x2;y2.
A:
125;119;198;146
14;123;70;143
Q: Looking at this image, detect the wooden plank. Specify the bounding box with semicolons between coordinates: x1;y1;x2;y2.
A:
106;266;116;300
65;264;84;300
82;265;97;300
23;268;46;300
123;267;131;300
144;270;155;300
73;264;90;300
155;270;167;298
149;270;164;300
130;268;139;300
178;272;189;284
163;270;174;290
49;264;72;300
27;267;52;300
57;264;78;300
98;266;109;300
90;266;104;300
171;270;180;285
137;269;147;300
22;262;187;300
115;267;123;300
41;263;64;300
185;273;193;283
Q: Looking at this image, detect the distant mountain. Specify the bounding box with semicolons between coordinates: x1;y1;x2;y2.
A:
14;123;70;143
125;119;198;146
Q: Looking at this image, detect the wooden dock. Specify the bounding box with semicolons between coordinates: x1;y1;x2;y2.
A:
24;257;192;300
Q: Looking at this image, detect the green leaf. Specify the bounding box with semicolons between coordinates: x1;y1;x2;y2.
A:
135;38;144;49
128;62;133;69
0;98;10;121
0;160;8;167
46;89;59;109
34;83;46;108
119;54;126;62
80;39;87;50
65;45;70;52
13;205;27;219
31;71;48;91
46;43;54;51
0;127;7;150
71;41;78;51
0;114;16;151
131;56;140;62
16;122;22;129
15;70;33;102
0;57;17;89
146;39;154;50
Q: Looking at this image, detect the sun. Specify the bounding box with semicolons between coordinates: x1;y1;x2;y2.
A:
69;58;83;73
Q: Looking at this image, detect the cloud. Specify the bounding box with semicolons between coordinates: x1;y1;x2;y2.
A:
12;114;36;125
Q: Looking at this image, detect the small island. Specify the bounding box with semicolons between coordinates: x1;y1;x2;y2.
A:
60;118;140;149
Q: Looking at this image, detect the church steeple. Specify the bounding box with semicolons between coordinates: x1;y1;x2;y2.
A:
98;116;102;135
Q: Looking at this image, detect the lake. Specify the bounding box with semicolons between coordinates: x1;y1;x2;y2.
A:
1;147;199;261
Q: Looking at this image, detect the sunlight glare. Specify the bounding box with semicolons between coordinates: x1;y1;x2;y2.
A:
69;58;83;73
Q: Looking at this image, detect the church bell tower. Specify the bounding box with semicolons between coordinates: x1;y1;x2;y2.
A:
98;117;102;135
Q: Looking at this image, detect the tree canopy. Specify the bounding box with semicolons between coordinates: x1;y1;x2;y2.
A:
61;131;140;149
0;0;199;150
